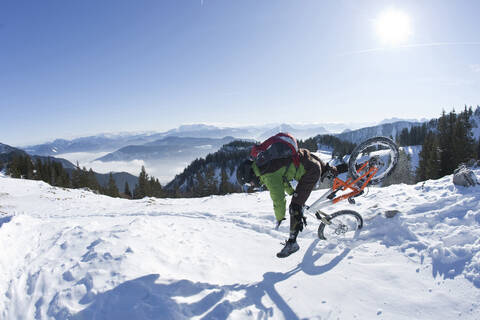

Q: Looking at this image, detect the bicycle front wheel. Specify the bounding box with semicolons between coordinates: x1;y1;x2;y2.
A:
318;210;363;240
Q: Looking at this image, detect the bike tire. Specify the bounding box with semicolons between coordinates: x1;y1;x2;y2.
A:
348;136;399;185
318;210;363;240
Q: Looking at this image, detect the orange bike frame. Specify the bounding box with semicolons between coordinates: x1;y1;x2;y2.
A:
305;162;378;214
331;162;378;204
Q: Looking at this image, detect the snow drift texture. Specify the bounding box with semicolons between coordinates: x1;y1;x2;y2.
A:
1;171;480;319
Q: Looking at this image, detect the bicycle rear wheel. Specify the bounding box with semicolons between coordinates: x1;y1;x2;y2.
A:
318;210;363;240
348;136;399;185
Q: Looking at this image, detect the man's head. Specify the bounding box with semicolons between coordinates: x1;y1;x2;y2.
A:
236;159;258;186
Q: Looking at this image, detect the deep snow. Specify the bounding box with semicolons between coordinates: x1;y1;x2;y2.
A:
1;171;480;319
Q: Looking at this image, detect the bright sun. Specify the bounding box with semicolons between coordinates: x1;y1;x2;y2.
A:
375;9;412;46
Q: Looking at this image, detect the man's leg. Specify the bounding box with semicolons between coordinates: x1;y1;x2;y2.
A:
276;202;304;258
289;203;304;241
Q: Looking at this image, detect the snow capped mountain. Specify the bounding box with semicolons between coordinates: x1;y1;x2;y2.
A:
0;142;137;191
20;121;378;158
0;142;77;170
0;143;19;154
378;117;427;125
23;134;166;157
258;124;329;141
1;170;479;319
334;121;421;144
96;136;236;162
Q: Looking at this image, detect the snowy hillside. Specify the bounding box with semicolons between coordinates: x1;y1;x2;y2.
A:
1;173;480;319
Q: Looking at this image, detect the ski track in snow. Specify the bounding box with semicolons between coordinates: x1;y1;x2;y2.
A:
1;172;480;319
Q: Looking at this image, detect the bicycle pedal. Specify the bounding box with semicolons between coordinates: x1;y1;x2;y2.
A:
348;197;356;204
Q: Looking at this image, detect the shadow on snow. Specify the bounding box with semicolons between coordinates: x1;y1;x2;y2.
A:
70;240;350;320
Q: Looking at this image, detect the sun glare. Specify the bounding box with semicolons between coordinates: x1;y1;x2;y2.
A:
375;9;412;46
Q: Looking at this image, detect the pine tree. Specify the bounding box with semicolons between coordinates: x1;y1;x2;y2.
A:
194;171;206;197
437;110;455;176
25;156;34;179
416;132;440;181
452;107;476;165
424;137;441;180
204;166;217;195
87;169;100;192
124;181;132;198
106;173;119;197
298;138;318;152
219;167;230;195
398;128;409;146
7;155;23;178
71;162;82;188
477;139;480;160
133;166;148;199
51;161;69;187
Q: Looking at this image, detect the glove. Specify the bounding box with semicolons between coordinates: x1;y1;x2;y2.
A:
321;163;338;182
275;218;286;230
336;162;348;174
289;202;306;232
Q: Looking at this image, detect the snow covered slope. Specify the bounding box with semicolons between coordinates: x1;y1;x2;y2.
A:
1;172;480;319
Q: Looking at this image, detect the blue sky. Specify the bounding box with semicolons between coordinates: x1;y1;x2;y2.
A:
1;0;479;146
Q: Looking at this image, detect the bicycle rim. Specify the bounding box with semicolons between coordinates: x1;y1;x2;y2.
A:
348;136;399;185
318;210;363;241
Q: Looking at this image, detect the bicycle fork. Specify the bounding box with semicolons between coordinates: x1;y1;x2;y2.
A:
304;207;332;225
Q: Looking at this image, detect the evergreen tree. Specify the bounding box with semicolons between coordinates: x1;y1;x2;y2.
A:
87;169;100;191
219;166;231;194
194;172;206;197
51;161;69;187
106;173;119;197
133;166;148;199
416;132;441;181
204;166;217;195
452;106;476;164
79;166;89;187
298;138;318;152
71;161;82;188
437;110;455;176
477;139;480;160
397;128;410;146
153;178;163;198
124;181;132;198
7;155;23;178
146;176;162;198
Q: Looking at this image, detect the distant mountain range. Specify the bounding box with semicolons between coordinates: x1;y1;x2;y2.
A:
1;143;76;170
0;143;138;191
21;120;419;158
8;117;436;187
96;136;237;162
333;121;422;144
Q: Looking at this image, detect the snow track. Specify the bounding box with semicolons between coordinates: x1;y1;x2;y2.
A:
1;173;480;319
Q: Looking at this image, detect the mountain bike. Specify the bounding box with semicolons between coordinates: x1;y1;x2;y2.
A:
304;136;399;241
